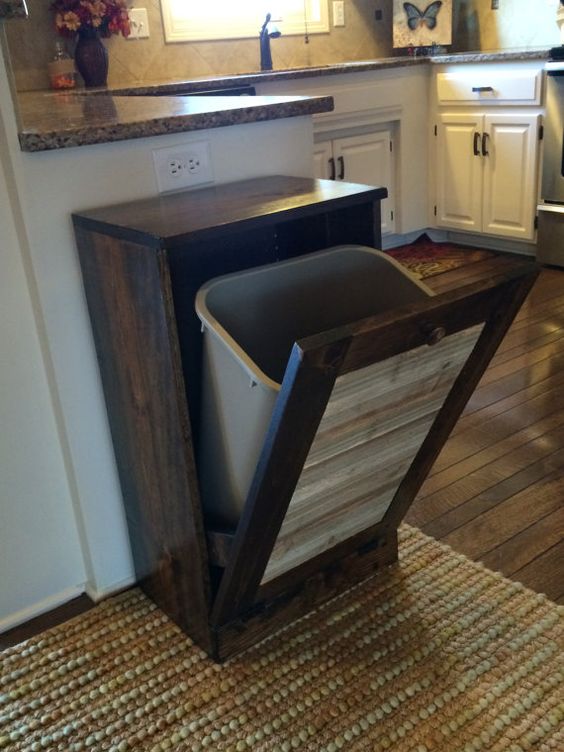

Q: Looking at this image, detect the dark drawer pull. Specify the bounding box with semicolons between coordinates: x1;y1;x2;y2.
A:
473;131;482;156
472;86;494;93
329;157;336;180
338;156;345;180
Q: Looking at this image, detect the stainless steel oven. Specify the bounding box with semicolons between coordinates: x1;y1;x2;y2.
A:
538;61;564;266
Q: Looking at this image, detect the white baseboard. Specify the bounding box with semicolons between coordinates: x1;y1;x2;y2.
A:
382;228;537;258
85;575;136;604
0;585;85;634
445;231;536;257
0;576;137;634
381;228;448;250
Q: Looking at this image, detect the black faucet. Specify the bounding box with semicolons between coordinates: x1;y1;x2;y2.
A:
260;13;281;71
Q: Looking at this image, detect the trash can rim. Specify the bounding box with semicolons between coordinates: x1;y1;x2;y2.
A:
195;245;433;390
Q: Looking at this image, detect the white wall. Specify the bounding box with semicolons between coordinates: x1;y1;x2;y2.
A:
0;37;315;623
0;73;87;630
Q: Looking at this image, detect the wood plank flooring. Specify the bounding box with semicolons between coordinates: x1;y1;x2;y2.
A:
406;263;564;604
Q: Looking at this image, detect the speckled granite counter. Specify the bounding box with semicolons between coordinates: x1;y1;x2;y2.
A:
100;49;550;97
429;48;551;64
17;91;334;152
104;57;428;96
17;48;550;153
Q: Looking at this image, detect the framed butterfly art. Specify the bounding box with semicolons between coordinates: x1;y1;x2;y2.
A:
393;0;452;49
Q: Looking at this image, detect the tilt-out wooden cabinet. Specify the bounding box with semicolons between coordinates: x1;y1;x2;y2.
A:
73;175;537;661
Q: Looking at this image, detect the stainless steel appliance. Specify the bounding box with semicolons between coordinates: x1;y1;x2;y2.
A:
537;60;564;265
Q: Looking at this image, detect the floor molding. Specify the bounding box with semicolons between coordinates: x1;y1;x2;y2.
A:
382;228;537;257
0;585;85;634
85;575;136;604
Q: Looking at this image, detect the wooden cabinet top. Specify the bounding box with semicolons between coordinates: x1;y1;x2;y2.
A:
72;175;387;249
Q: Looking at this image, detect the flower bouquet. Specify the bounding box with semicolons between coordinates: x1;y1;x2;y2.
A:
51;0;131;38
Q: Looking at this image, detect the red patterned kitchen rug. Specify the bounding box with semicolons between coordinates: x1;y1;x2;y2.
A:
388;234;495;279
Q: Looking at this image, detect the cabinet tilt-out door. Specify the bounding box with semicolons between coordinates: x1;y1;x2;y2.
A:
209;263;538;656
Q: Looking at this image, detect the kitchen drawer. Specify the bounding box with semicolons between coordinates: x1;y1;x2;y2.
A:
437;70;542;105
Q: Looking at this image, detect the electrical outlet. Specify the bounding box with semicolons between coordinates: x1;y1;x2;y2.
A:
128;8;150;39
152;140;214;193
333;1;345;27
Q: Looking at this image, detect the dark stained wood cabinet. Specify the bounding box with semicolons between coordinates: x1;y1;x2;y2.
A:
73;175;537;660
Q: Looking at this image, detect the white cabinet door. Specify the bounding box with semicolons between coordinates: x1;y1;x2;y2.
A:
482;114;540;240
333;131;396;235
436;113;483;233
313;141;334;180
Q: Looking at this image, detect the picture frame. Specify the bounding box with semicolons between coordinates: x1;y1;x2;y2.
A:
393;0;452;49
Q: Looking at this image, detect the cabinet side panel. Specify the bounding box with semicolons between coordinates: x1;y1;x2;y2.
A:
74;226;212;650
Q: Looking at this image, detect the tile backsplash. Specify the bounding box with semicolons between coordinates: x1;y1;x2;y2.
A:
4;0;561;93
5;0;394;91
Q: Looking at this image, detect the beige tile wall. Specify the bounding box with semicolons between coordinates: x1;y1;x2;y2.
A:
5;0;395;91
6;1;561;92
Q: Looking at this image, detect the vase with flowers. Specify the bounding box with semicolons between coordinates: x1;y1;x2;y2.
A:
51;0;131;87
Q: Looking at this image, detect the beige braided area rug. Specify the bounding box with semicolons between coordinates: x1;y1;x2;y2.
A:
1;525;562;752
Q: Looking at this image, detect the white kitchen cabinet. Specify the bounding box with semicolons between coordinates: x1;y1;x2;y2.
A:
435;111;540;240
431;61;545;246
314;131;396;235
255;66;430;238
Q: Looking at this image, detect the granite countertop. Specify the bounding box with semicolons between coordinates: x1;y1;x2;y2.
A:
429;47;551;64
16;47;550;153
102;48;550;96
17;91;334;152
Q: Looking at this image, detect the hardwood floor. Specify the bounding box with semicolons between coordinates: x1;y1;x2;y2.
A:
3;258;562;651
406;263;564;605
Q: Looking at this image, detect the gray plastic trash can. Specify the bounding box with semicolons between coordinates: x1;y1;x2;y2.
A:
195;245;433;526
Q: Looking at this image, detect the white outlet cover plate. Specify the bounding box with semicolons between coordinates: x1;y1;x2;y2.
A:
333;1;345;27
128;8;150;39
152;140;214;193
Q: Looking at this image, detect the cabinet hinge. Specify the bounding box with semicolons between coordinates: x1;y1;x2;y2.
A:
534;215;539;230
539;125;544;141
434;205;437;216
390;140;393;152
434;125;437;137
391;210;394;220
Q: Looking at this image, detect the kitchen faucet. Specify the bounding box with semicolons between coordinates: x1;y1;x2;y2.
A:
260;13;281;71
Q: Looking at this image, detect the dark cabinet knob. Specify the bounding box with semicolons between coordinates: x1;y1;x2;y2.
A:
423;325;446;346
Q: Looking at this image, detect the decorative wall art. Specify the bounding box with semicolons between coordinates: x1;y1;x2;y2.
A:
393;0;452;49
